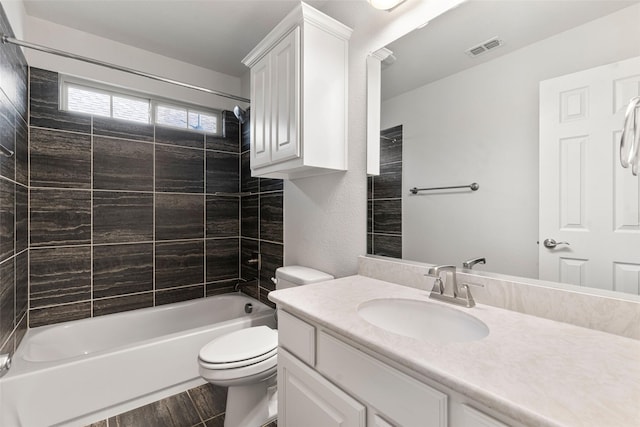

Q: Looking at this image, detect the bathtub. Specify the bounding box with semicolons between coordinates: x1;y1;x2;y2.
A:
0;293;276;427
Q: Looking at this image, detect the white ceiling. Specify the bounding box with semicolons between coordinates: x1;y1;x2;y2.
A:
21;0;639;85
21;0;343;77
382;0;640;100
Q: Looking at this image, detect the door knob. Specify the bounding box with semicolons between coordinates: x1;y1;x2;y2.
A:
543;238;570;249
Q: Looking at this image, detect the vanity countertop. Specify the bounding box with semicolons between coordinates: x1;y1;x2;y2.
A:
269;275;640;427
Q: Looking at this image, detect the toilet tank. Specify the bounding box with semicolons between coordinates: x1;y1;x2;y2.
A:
275;266;334;290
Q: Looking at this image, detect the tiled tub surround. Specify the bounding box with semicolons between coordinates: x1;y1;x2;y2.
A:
368;125;402;258
239;110;284;309
28;68;284;326
269;275;640;427
0;3;29;360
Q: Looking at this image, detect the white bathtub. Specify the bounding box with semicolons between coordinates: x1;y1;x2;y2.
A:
0;293;276;427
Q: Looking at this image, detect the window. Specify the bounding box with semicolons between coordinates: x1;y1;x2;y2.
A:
154;104;218;133
60;76;221;135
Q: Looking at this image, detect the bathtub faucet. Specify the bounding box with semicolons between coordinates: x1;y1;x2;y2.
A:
234;280;256;292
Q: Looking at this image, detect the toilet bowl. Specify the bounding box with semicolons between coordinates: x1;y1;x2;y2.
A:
198;326;278;427
198;266;334;427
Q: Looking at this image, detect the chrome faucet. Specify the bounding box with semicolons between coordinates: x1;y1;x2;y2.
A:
427;265;459;297
426;265;476;308
462;257;486;269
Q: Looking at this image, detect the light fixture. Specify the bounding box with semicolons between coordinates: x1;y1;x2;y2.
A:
367;0;407;11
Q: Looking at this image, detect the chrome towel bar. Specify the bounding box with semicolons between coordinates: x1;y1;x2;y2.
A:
0;144;13;158
410;182;479;194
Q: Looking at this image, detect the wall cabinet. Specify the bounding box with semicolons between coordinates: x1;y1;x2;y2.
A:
242;3;352;179
277;309;518;427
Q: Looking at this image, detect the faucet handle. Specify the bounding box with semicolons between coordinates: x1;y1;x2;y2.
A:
459;284;476;308
431;277;444;294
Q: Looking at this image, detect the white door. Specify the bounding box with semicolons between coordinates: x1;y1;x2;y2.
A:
278;348;366;427
250;52;271;168
539;56;640;294
270;27;300;163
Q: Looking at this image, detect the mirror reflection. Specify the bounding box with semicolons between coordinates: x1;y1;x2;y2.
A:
367;0;640;296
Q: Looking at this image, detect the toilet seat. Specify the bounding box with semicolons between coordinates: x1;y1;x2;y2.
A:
199;326;278;370
199;347;277;370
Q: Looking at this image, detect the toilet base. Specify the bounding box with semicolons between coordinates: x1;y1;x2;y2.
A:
224;375;277;427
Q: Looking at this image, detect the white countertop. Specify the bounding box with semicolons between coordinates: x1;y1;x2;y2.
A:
269;275;640;427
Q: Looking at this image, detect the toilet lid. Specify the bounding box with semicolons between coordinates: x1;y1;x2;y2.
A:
199;326;277;364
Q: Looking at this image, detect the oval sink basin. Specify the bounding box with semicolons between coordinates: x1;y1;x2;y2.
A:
357;298;489;344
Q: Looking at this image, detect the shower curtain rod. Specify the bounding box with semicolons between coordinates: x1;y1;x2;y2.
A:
0;33;251;103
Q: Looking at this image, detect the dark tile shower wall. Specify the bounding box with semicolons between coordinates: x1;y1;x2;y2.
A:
239;111;283;308
368;125;403;258
0;4;29;359
28;68;246;327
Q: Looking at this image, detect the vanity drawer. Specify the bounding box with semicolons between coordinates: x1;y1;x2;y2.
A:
278;310;316;366
316;331;447;427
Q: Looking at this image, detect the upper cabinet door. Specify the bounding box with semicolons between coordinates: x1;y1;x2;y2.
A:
251;53;271;168
243;3;351;179
270;27;300;164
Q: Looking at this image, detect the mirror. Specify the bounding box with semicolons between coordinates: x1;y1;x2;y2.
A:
367;0;640;296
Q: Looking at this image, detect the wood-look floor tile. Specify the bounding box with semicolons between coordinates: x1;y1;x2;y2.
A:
188;383;227;420
107;391;201;427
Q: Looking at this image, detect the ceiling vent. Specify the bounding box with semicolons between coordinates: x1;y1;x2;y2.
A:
466;37;503;57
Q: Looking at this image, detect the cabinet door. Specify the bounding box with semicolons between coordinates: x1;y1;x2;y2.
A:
270;27;300;164
251;52;271;168
278;348;366;427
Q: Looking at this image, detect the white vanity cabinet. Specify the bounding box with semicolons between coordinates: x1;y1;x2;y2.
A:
277;309;516;427
242;3;352;179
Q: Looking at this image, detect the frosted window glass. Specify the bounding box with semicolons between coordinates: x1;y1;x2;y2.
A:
113;96;150;123
188;111;217;133
156;105;188;128
67;86;110;117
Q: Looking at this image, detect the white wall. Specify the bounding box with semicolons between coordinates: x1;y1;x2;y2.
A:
283;0;464;278
381;4;640;278
23;14;245;111
2;0;26;39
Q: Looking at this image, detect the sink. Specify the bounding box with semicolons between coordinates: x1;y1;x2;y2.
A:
357;298;489;343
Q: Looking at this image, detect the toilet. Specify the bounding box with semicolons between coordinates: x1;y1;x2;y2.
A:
198;266;334;427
